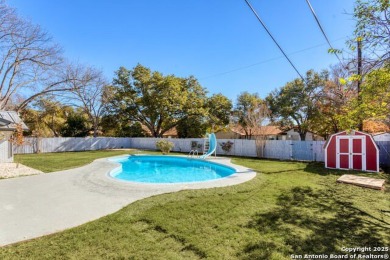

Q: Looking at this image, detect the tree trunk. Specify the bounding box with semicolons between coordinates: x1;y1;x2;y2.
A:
299;132;306;141
93;128;98;137
255;137;266;158
93;119;99;137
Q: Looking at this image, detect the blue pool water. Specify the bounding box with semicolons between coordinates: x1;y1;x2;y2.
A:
110;156;236;183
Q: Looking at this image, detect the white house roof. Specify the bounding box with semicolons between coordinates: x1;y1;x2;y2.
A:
0;111;29;131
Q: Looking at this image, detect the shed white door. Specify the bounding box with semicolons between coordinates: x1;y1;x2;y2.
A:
336;136;366;170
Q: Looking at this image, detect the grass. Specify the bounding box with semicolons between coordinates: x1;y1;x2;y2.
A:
2;151;390;259
14;149;141;172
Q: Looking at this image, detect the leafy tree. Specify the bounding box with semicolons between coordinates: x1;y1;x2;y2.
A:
100;115;146;137
60;111;89;137
176;93;232;138
361;65;390;120
176;116;207;138
122;122;147;137
311;65;357;137
352;0;390;69
109;64;208;137
266;70;328;140
342;65;390;129
206;93;232;132
21;98;70;137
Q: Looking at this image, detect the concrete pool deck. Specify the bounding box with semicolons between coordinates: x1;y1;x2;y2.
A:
0;155;256;246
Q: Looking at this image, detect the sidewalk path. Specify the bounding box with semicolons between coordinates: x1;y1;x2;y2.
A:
0;156;255;246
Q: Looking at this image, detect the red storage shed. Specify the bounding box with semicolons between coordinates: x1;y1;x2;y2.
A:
324;130;379;172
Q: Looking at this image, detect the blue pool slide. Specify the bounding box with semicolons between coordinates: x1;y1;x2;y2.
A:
200;133;217;159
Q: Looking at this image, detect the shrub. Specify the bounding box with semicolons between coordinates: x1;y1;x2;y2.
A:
156;140;174;154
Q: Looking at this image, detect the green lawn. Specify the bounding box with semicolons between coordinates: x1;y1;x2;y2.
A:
14;149;142;172
2;151;390;259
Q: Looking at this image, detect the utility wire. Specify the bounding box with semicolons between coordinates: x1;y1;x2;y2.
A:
305;0;343;65
244;0;305;82
200;37;346;80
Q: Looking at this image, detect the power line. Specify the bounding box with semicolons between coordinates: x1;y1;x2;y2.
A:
243;0;305;81
305;0;343;64
200;37;346;80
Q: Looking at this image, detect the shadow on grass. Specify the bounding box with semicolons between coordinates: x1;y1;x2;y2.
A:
304;162;390;184
240;186;390;259
304;162;344;176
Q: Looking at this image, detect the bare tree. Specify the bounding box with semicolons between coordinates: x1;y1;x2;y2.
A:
244;101;271;158
0;1;78;111
233;92;264;139
65;66;110;137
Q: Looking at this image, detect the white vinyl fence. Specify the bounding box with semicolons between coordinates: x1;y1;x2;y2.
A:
11;137;390;165
130;138;326;162
13;137;132;154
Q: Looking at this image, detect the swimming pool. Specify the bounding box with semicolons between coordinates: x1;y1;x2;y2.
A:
109;155;236;183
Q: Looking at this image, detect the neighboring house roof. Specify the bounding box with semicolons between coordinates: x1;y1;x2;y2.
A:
0;111;29;131
372;132;389;136
0;118;12;126
229;125;283;136
163;127;178;136
141;124;178;137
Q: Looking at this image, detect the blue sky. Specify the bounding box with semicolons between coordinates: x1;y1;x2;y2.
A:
9;0;356;102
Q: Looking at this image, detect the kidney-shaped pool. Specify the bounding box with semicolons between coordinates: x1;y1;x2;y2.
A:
109;155;236;184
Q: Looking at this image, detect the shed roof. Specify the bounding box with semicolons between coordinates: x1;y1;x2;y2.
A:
323;130;377;149
0;111;29;131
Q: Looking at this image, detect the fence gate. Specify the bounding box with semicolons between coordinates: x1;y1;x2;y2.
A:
291;141;314;161
263;140;291;160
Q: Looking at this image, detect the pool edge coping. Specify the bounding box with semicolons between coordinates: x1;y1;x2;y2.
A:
98;154;257;188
